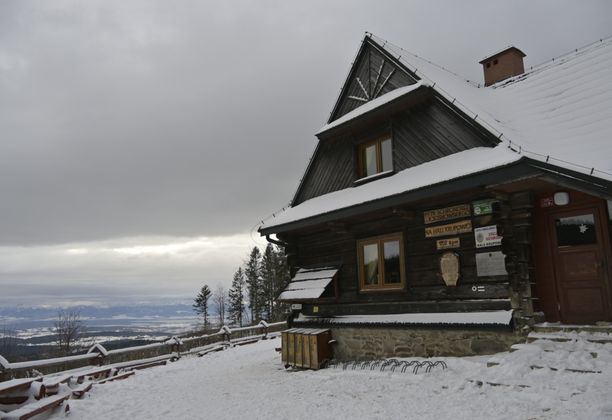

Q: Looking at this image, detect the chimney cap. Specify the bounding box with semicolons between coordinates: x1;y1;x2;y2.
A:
479;46;526;64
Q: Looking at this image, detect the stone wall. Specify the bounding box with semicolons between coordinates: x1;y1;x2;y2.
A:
331;327;523;360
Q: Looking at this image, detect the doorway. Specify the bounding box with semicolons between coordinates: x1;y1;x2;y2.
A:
546;205;612;323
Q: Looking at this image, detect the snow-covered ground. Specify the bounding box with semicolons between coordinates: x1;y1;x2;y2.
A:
61;335;612;419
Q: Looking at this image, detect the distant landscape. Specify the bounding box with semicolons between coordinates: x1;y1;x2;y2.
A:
0;303;200;361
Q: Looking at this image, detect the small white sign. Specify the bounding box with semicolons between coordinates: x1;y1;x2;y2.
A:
474;225;502;248
476;251;508;276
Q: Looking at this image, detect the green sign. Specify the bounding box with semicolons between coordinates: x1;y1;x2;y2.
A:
473;200;496;216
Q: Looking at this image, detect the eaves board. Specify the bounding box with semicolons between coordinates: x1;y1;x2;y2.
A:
524;158;612;200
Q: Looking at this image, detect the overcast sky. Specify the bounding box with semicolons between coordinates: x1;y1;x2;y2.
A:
1;0;611;307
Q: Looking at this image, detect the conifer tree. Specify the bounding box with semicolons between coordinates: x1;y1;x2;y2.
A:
245;246;263;323
273;246;291;320
193;284;212;330
228;267;246;326
260;243;277;321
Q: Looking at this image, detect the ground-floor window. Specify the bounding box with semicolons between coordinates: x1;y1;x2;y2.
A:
357;233;406;291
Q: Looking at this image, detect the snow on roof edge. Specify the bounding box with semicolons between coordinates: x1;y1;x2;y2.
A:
295;310;513;326
261;146;522;232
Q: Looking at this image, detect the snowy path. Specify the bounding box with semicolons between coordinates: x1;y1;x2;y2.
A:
62;337;612;419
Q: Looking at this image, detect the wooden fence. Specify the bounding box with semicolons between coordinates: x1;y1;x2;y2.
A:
0;321;286;382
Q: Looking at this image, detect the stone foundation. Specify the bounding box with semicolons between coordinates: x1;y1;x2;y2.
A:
330;327;523;360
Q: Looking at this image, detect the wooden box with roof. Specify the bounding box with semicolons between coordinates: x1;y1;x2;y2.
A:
260;33;612;359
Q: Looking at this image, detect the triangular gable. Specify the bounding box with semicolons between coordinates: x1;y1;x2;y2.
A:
328;35;418;123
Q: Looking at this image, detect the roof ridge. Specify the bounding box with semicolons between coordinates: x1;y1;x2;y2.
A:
528;35;612;74
367;32;482;88
493;35;612;88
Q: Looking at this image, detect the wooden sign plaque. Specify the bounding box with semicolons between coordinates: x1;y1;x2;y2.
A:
424;204;471;224
436;237;461;250
425;220;472;238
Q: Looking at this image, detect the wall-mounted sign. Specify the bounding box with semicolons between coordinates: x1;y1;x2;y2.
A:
440;252;460;287
425;220;472;238
436;237;461;250
473;199;496;216
476;251;508;276
474;225;502;248
540;197;554;208
424;204;471;224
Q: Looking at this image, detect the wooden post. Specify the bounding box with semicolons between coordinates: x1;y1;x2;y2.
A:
504;191;535;332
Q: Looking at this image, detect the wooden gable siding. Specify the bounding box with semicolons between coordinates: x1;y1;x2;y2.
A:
293;98;496;205
292;132;355;206
287;190;511;312
330;42;417;122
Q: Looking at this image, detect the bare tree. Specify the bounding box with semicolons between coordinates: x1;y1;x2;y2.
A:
213;286;227;327
0;324;18;359
54;310;84;355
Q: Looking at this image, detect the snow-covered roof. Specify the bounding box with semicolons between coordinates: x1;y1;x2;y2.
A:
372;34;612;180
266;147;520;230
295;310;513;326
278;267;338;301
262;35;612;233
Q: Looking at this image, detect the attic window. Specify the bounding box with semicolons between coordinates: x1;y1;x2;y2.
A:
357;136;393;179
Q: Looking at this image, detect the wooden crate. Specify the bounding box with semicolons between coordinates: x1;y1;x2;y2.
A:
281;328;332;370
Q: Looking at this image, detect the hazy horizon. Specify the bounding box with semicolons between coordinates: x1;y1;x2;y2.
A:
2;0;611;307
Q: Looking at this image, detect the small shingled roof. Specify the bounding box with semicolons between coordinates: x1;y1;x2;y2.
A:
278;267;338;302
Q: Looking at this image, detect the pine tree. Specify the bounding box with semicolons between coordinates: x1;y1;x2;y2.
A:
228;267;246;327
244;246;262;323
260;243;277;321
193;285;212;330
272;246;291;321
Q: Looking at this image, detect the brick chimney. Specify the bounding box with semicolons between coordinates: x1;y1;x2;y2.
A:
479;46;526;86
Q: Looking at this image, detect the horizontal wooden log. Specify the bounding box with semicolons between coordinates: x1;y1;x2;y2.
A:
2;393;70;420
302;299;511;316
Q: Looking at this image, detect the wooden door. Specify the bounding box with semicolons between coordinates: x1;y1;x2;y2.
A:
548;206;611;323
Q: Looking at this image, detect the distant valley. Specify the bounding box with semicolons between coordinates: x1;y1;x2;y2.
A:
0;303;200;361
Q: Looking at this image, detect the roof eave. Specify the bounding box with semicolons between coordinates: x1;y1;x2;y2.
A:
259;158;534;235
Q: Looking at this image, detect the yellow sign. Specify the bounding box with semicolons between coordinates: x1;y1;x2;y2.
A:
425;220;472;238
436;237;461;250
424;204;471;224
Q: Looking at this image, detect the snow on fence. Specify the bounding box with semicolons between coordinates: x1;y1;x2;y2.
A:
0;321;286;381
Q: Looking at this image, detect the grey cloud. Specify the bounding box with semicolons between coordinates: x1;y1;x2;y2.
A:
1;1;611;245
0;0;611;307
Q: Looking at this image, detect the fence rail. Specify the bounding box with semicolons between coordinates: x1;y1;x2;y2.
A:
0;321;286;382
